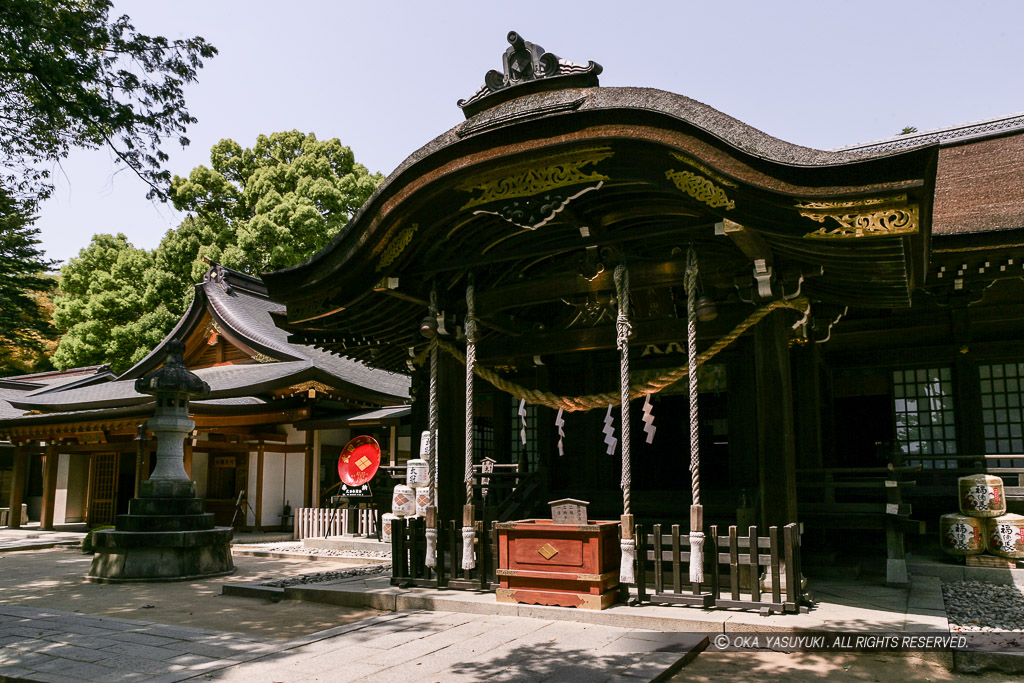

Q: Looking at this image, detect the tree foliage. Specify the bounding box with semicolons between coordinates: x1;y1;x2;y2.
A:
51;132;382;372
52;234;178;373
0;0;216;202
166;130;383;279
0;191;56;375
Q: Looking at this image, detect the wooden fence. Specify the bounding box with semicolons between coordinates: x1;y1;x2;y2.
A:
389;516;499;590
391;516;807;614
635;522;806;614
293;507;377;540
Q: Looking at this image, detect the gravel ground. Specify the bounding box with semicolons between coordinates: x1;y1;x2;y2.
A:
259;564;392;587
235;541;391;559
942;580;1024;632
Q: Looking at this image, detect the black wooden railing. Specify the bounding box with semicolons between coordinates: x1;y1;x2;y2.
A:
635;522;807;614
392;515;808;614
390;515;499;590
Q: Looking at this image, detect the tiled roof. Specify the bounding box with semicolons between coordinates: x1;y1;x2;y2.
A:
835;111;1024;154
0;264;409;421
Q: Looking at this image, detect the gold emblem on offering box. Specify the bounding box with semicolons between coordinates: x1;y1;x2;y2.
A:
355;455;372;470
537;543;560;560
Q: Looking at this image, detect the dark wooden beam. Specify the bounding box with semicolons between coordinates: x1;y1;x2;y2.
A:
477;259;694;313
400;223;717;278
40;442;59;531
477;312;752;363
717;219;772;264
755;310;799;529
7;445;26;529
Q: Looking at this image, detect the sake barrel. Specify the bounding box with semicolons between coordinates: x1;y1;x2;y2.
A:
391;484;415;517
986;513;1024;558
414;487;431;517
939;512;985;556
958;474;1006;517
406;458;429;487
381;513;399;544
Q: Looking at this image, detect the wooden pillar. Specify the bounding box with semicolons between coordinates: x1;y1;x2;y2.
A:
6;444;26;529
438;353;466;523
754;310;799;529
727;342;758;490
255;441;265;528
84;452;95;524
792;343;824;470
304;429;314;508
40;442;59;531
133;424;145;498
951;303;984;454
183;442;193;479
311;431;321;508
389;425;397;467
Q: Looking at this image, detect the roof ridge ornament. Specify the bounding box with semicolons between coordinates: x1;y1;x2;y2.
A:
458;31;602;119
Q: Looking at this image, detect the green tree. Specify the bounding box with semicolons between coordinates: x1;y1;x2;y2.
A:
0;0;216;202
165;131;383;280
0;191;56;375
52;234;178;373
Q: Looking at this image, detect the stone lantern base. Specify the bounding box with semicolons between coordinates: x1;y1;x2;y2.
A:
87;496;234;583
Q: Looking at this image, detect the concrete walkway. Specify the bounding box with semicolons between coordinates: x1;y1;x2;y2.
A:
0;604;704;682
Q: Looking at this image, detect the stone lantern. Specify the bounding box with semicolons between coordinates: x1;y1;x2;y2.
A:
88;341;234;582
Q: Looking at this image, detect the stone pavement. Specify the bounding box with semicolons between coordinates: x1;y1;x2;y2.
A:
226;571;951;635
0;604;704;682
0;528;83;553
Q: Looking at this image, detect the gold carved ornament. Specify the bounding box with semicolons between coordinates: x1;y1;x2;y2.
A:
669;152;738;187
664;169;735;210
376;224;418;272
458;147;614;210
798;194;919;239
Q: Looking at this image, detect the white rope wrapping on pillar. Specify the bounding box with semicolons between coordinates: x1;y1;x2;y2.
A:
463;277;477;570
424;526;437;568
686;247;704;583
462;525;476;570
614;263;636;584
689;531;704;582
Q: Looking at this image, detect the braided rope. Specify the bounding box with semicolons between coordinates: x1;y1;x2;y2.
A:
465;277;476;505
417;296;809;412
614;263;632;515
428;284;438;506
686;247;700;506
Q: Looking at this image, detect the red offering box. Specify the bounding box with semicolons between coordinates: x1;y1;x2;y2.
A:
495;519;622;610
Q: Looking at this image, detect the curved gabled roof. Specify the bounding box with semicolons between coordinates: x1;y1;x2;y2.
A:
2;264;409;416
260;80;938;370
120;263;409;400
263;85;935;300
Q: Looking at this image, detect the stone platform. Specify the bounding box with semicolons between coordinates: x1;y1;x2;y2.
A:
302;535;391;554
89;494;234;583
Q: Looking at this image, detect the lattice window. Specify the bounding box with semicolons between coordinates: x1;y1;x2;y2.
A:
473;418;494;460
979;362;1024;467
89;453;119;526
893;367;957;467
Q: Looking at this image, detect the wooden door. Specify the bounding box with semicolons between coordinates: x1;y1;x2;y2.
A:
88;452;119;527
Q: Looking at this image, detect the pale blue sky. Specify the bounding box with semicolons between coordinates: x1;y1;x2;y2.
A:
32;0;1024;265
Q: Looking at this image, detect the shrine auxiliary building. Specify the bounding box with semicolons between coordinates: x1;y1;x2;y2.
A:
0;264;409;530
262;32;1024;552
